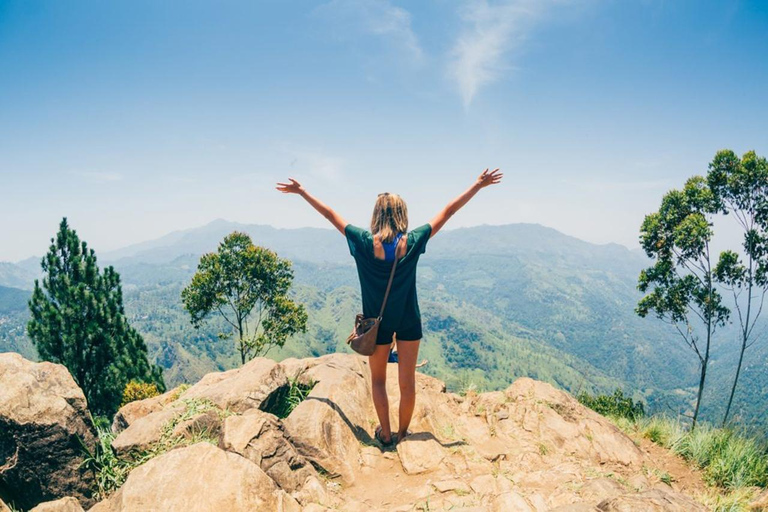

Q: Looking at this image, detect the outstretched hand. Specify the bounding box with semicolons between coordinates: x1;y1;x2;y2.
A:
476;168;503;189
275;178;305;195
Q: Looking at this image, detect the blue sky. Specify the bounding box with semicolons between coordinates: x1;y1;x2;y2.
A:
1;0;767;261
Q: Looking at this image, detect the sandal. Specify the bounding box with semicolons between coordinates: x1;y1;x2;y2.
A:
374;425;395;447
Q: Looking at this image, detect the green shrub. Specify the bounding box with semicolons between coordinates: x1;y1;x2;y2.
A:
631;415;768;490
260;375;315;419
121;380;161;407
577;389;645;421
81;398;230;499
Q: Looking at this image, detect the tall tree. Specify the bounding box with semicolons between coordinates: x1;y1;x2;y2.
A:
27;218;165;417
707;149;768;426
637;177;730;428
181;231;308;365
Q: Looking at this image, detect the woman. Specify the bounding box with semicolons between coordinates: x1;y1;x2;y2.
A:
276;168;503;446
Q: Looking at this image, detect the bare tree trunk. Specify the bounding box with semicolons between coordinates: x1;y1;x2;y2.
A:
722;340;746;427
237;316;245;366
723;258;754;427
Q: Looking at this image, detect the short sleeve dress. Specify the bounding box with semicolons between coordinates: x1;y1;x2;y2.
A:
345;223;432;344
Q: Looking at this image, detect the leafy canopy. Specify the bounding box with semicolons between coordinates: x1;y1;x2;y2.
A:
181;231;308;364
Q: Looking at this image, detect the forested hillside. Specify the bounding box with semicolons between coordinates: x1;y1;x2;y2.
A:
1;221;765;434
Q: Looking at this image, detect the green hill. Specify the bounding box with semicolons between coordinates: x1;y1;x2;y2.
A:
1;220;765;435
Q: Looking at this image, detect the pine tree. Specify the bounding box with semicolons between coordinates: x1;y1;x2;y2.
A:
27;218;165;417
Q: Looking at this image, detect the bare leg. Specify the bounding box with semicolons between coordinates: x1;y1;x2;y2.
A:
369;343;393;443
396;339;421;440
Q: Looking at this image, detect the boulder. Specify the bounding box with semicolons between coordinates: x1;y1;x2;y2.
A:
282;354;374;483
501;378;643;467
0;499;10;512
110;403;185;456
111;357;285;456
396;432;446;475
89;443;300;512
596;488;706;511
111;386;185;433
0;353;97;510
219;409;324;503
181;357;288;413
29;497;85;512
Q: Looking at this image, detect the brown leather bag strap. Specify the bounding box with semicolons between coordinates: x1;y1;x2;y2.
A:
377;255;399;320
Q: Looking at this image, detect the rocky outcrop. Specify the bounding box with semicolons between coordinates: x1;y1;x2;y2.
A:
4;351;716;511
281;354;375;483
90;443;300;512
181;357;288;413
219;409;327;504
0;353;97;510
110;357;287;456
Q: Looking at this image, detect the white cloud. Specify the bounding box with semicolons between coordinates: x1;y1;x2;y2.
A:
317;0;423;62
72;171;123;183
449;0;568;107
276;143;345;182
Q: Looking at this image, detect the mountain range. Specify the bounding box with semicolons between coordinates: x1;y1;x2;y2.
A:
1;219;765;434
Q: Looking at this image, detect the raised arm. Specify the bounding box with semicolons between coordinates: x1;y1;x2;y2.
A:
429;168;503;238
276;178;348;235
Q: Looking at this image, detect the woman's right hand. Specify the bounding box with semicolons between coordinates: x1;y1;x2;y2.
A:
276;178;305;195
475;168;503;189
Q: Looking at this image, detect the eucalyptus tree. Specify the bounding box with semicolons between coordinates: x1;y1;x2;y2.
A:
181;231;308;365
707;149;768;426
28;218;165;416
637;177;730;428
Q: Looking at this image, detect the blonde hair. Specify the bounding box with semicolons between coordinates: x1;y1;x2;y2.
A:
370;192;408;243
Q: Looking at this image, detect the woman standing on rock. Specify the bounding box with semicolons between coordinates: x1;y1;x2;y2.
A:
276;169;503;446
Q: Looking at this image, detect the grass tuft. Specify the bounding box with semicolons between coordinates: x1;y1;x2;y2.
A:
81;397;232;500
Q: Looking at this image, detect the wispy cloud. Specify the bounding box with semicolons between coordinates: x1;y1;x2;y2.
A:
72;171;123;183
449;0;568;108
277;143;345;181
316;0;423;62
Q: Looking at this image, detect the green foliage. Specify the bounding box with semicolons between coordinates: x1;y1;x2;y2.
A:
707;149;768;427
181;231;308;365
121;380;161;407
577;389;645;421
80;427;132;500
27;218;165;417
631;416;768;490
81;398;230;499
637;176;730;427
260;373;315;419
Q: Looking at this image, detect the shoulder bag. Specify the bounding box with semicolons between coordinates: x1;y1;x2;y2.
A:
346;255;398;356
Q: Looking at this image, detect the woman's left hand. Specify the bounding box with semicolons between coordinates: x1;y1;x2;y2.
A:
276;178;305;195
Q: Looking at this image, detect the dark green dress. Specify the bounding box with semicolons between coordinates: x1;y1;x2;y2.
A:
345;223;432;344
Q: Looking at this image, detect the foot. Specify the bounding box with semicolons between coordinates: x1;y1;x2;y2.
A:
374;425;394;446
396;430;412;441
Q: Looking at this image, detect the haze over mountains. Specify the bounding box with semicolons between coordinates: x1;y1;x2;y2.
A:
1;219;765;435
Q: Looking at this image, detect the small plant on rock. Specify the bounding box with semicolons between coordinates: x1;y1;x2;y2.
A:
121;380;161;407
